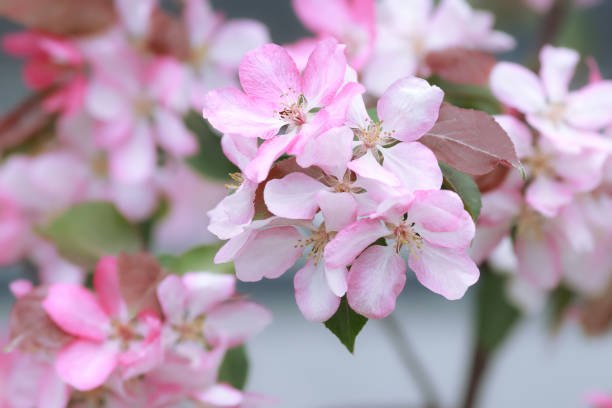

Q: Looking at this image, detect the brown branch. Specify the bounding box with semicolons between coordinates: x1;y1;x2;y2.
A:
0;91;55;152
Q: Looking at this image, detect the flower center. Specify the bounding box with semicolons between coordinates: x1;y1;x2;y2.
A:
109;319;143;350
524;149;553;176
355;119;396;149
172;314;207;344
295;225;334;265
391;221;423;255
277;93;308;126
544;102;566;123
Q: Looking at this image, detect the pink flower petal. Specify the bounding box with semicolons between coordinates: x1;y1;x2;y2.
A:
376;77;444;142
204;301;272;347
93;256;126;319
203;86;281;139
234;227;303;281
209;20;270;69
525;176;573;217
207;180;257;240
347;245;406;319
153;107;197;157
238;43;302;103
9;279;33;299
43;284;109;341
515;230;561;289
493;115;534;159
348;150;401;187
294;259;341;322
55;340;119;391
38;365;70;408
409;245;479;300
539;45;579;103
264;172;326;219
157;275;188;323
110;121;156;184
221;134;257;172
325;218;390;269
316;190;357;232
382;142;443;190
566;81;612;130
296;125;354;175
302;38;346;107
194;384;243;406
244;132;298;182
183;272;236;317
490;62;547;114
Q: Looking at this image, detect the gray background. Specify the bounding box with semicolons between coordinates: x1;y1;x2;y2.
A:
2;1;612;407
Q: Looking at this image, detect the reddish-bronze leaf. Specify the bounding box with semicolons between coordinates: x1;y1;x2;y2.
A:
420;103;520;176
117;252;164;316
425;48;497;86
0;91;55;152
474;166;510;194
8;287;71;352
147;9;190;60
0;0;116;36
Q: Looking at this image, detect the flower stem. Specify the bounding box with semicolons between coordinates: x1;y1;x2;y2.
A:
381;315;441;408
459;344;490;408
536;0;572;52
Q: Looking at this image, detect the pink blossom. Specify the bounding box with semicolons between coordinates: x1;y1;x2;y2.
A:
0;190;27;266
86;50;197;184
290;0;376;70
42;256;163;390
490;46;612;153
2;30;86;115
586;391;612;408
325;189;478;318
362;0;514;95
203;38;364;182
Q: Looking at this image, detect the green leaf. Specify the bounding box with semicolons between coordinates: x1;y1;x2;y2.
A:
218;345;249;390
439;162;482;222
427;76;502;115
324;296;368;353
158;244;232;276
476;267;521;352
37;202;142;269
184;110;238;180
366;107;379;122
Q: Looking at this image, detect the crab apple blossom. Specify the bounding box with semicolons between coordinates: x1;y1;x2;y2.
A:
203;38;364;182
490;45;612;153
362;0;514;95
289;0;375;71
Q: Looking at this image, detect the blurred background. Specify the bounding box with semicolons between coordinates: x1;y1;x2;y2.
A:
2;1;612;407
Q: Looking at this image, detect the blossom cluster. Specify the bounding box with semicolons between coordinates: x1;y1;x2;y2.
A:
471;45;612;310
0;0;269;283
204;37;480;321
2;253;271;407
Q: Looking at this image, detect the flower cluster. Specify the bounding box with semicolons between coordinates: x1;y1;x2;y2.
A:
0;0;269;282
470;45;612;310
2;253;271;407
205;38;479;321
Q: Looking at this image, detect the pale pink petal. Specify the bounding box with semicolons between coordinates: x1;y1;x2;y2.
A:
203;87;281;139
221;134;257;172
287;108;332;155
468;222;512;264
207;180;257;240
325;218;391;268
85;80;128;121
326;264;348;298
565;81;612;130
157;275;188;323
194;384;243;406
362;51;419;97
153;107;197;157
43;284;109;341
234;227;302;281
408;190;475;249
316;190;357;232
204;301;272;347
409;245;479;300
118;334;163;380
293;0;352;37
348;150;401;187
9;279;33;299
264;172;326;219
515;230;560;289
110;121;156;184
55;340;119;391
296;125;354;175
111;180;158;222
323;81;366;127
376;77;444;142
115;0;155;38
93;256;126;319
183;272;236;316
490;62;547;114
347;245;406;319
302;38;346;107
183;0;217;48
38;366;70;408
525;176;573;217
238;43;302;103
294;259;341;322
539;45;579;103
209;20;270;69
244;132;298;182
382;142;443;190
284;37;318;71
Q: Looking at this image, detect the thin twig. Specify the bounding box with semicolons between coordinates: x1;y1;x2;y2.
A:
532;0;572;67
459;344;490;408
381;315;440;408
